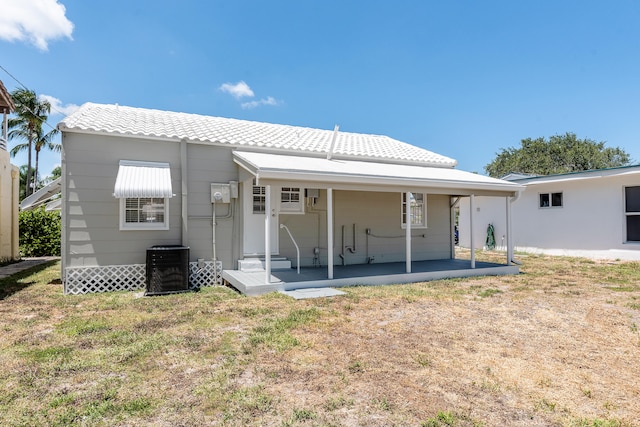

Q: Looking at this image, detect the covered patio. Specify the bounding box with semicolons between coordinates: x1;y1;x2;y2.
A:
223;258;519;296
229;150;523;296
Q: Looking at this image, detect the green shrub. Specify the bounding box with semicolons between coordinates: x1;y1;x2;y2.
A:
19;207;61;257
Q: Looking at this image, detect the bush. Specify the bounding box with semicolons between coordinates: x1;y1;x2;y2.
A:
19;207;61;257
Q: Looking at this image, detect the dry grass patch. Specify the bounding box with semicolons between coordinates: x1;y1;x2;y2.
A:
0;253;639;426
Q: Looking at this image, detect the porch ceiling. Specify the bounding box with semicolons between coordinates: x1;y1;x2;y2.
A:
233;151;522;196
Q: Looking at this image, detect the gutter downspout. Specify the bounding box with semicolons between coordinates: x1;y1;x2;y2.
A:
181;139;188;247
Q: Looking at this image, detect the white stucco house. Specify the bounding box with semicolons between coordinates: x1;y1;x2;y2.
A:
458;165;640;260
0;80;19;262
58;103;523;295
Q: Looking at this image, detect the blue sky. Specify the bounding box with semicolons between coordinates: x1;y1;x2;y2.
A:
2;0;640;179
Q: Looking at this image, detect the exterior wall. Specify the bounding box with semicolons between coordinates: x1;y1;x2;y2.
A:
62;133;242;271
0;149;19;260
459;174;640;260
62;131;457;290
458;196;509;251
62;133;183;268
278;191;453;267
183;143;239;269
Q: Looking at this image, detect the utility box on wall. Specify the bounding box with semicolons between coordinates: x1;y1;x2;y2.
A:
211;183;231;203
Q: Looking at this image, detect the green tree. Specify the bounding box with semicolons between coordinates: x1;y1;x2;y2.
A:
485;133;631;177
11;124;59;192
17;165;39;201
42;165;62;184
8;88;53;197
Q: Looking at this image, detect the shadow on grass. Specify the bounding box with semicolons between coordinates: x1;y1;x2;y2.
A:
0;260;59;300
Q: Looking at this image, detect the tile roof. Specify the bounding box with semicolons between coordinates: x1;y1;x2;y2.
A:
59;103;457;167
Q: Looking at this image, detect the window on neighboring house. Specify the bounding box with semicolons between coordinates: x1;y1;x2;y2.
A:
625;186;640;242
120;197;169;230
401;192;427;228
539;192;563;208
252;181;266;214
280;187;304;214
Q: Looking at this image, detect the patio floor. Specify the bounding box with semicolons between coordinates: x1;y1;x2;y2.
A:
222;258;520;296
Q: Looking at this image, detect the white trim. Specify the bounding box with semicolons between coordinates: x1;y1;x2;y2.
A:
279;186;305;214
470;194;475;269
538;191;563;208
265;184;271;284
401;192;427;229
405;192;411;273
233;151;522;195
119;197;170;231
624;185;640;243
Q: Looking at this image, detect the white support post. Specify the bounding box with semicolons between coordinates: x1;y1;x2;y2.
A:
265;185;271;284
327;188;334;279
470;194;475;269
405;192;412;273
506;196;513;265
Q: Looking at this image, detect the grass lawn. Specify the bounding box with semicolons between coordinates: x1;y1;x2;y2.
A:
0;253;639;426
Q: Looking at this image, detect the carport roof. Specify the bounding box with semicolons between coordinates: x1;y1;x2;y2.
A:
233;151;522;195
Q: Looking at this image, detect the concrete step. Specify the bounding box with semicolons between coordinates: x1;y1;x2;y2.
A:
238;257;292;272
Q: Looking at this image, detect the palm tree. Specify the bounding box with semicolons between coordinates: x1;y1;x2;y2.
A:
8;88;52;197
10;125;59;192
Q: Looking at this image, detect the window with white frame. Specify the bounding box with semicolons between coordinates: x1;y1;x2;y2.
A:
252;181;266;214
539;192;563;208
120;197;169;230
280;187;304;214
401;192;427;228
625;186;640;242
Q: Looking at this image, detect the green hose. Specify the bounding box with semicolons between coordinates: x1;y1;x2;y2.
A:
485;223;496;250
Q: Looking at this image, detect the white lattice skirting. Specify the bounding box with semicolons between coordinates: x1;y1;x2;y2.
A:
64;261;223;295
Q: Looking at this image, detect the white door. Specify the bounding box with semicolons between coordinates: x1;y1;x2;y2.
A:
243;178;279;255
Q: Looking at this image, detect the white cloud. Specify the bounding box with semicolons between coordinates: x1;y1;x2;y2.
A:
0;0;74;51
241;96;280;109
39;94;79;116
219;80;281;109
219;81;254;99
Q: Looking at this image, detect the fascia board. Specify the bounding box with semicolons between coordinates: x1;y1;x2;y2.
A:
256;169;522;194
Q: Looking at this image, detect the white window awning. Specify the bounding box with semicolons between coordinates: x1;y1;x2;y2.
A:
113;160;174;198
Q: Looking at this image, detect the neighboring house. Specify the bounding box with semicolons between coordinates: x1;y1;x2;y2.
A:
458;165;640;260
0;80;19;261
58;103;522;295
20;177;62;212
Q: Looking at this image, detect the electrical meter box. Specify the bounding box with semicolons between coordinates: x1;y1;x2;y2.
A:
211;183;231;203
